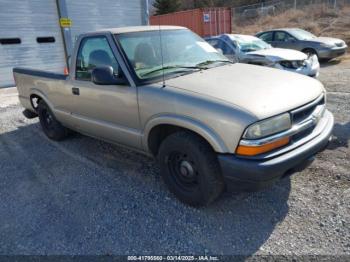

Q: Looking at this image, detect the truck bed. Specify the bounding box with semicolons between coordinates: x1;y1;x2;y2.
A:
13;67;68;114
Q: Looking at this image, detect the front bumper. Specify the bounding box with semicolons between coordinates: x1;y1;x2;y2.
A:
318;46;347;59
274;55;320;77
218;110;334;190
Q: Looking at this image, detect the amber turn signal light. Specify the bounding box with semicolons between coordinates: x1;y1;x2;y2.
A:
236;137;290;156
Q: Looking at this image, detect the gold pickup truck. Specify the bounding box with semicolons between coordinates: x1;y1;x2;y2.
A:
14;26;334;206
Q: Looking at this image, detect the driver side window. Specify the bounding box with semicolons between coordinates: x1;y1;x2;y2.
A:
76;36;119;81
259;32;273;43
275;32;295;42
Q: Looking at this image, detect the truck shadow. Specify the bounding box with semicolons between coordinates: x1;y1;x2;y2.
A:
0;121;290;255
327;122;350;150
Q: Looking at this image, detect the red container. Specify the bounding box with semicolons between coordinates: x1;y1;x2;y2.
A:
150;8;232;37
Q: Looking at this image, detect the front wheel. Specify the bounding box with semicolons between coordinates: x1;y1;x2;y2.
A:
37;100;69;141
302;48;318;58
319;58;332;63
158;132;225;206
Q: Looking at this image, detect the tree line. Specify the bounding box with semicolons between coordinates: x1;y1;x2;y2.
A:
153;0;264;15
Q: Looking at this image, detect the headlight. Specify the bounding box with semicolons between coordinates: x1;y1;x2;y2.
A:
320;43;334;48
243;113;292;139
279;60;305;69
237;113;292;156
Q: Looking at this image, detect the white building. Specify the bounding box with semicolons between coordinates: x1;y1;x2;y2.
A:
0;0;149;88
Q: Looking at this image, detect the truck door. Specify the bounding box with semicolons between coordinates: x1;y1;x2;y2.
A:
69;35;141;149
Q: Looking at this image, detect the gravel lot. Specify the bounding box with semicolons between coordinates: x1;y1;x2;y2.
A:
0;59;349;256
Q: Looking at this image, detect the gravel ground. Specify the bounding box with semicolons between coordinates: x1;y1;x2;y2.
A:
0;59;349;256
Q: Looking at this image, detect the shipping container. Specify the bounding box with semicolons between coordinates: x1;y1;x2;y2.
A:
150;8;232;38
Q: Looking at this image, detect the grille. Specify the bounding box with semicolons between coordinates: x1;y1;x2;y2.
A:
292;126;314;142
292;96;325;124
289;95;325;143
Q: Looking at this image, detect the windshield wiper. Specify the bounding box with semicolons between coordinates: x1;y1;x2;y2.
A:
140;65;201;77
140;61;232;78
195;60;233;67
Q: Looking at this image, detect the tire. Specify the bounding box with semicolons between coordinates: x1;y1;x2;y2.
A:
37;100;69;141
302;48;318;58
158;131;225;207
319;58;332;63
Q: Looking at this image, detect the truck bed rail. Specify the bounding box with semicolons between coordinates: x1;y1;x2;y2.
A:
13;68;67;80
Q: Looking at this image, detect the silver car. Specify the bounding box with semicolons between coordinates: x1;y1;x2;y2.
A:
256;28;348;61
206;34;320;77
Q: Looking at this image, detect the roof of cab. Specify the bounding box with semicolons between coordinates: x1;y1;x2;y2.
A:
96;26;187;34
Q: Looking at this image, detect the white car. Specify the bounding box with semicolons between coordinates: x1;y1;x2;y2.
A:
206;34;320;77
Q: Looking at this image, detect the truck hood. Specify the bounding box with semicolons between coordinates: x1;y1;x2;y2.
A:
246;48;307;62
166;63;324;119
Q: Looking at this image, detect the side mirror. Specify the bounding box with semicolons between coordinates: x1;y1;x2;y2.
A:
92;66;127;85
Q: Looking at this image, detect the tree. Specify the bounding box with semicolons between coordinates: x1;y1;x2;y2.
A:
153;0;181;15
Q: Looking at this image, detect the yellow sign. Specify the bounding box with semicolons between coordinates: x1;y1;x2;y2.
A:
60;18;72;28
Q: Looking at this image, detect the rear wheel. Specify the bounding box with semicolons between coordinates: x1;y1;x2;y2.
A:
158;132;225;206
37;100;69;141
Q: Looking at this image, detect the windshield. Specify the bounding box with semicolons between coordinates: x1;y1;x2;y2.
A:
115;29;230;80
289;29;317;40
234;37;271;53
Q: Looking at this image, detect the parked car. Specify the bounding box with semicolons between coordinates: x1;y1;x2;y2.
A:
14;26;334;206
256;28;348;61
206;34;320;77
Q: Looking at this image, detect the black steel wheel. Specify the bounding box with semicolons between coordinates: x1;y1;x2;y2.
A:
37;100;69;141
158;131;225;206
167;151;199;192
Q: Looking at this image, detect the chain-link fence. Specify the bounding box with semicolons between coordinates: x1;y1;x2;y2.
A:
232;0;350;25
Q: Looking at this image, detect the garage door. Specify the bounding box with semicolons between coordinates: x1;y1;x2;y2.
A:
65;0;144;49
0;0;66;88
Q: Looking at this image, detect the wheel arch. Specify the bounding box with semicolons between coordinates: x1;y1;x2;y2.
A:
143;115;228;156
29;89;54;111
302;47;318;56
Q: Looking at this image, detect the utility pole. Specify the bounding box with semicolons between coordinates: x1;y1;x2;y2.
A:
145;0;150;25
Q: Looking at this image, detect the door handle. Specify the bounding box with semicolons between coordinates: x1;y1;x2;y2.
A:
72;87;80;96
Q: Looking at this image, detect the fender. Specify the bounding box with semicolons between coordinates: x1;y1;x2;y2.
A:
142;114;229;153
29;88;55;111
28;88;71;121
